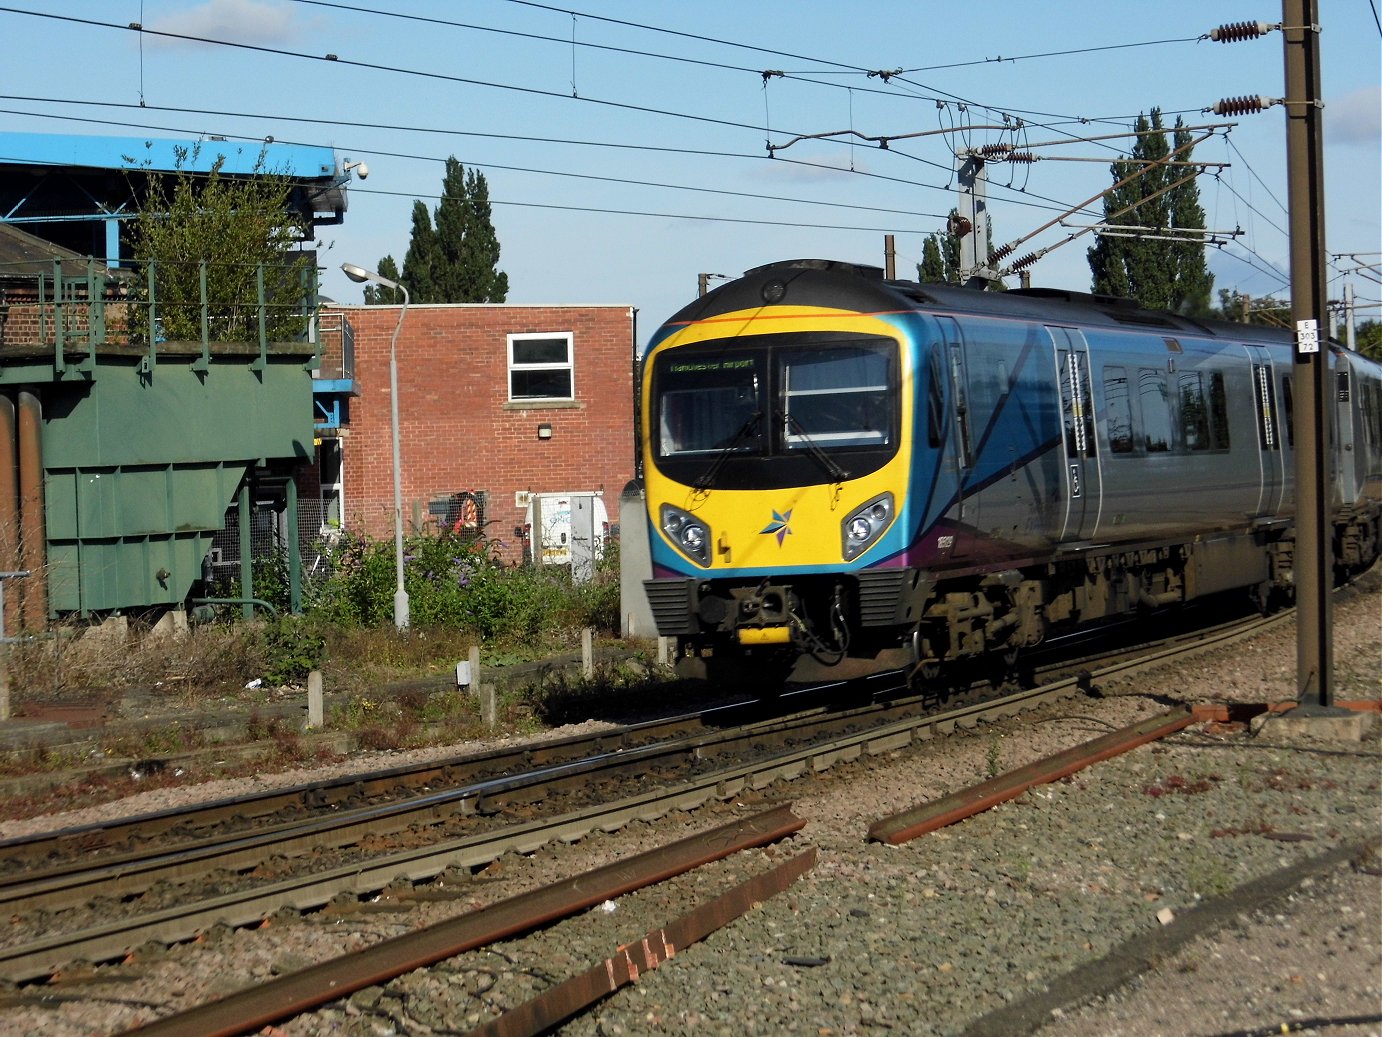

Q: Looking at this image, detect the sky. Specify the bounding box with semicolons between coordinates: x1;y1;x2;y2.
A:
2;1;1379;348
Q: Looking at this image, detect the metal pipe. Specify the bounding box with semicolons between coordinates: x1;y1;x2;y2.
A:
189;597;280;618
0;395;16;637
16;391;44;630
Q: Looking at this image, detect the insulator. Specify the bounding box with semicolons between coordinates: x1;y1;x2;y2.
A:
1009;252;1040;272
1006;152;1037;164
948;214;973;238
988;243;1015;263
1212;94;1271;116
1210;21;1271;43
978;143;1012;158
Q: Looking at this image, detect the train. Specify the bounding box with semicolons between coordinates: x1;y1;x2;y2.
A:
638;259;1382;686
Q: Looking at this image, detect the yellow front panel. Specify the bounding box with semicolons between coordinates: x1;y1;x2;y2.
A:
644;305;913;573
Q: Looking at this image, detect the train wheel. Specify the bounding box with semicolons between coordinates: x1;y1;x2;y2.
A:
1000;646;1036;689
908;660;941;690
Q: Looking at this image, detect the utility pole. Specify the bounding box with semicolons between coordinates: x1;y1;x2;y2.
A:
698;273;728;297
1281;0;1337;711
955;155;999;288
1343;281;1356;350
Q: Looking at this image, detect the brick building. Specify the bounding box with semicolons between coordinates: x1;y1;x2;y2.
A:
314;302;637;563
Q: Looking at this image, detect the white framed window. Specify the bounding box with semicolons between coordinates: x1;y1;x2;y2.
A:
508;332;575;401
318;438;344;532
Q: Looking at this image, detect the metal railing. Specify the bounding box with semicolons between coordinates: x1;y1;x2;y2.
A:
0;257;318;372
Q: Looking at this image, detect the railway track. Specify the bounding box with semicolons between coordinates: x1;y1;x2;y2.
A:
0;607;1289;984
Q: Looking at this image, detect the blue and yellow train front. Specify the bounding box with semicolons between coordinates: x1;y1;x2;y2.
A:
640;289;928;682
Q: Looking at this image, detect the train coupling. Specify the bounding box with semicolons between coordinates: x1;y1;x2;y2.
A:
732;582;797;646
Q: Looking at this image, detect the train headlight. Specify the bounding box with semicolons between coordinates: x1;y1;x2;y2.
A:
841;492;894;561
660;504;711;567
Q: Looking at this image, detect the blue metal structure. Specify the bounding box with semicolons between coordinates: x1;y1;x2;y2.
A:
0;131;348;266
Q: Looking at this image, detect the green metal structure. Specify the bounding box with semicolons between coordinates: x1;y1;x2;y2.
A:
0;259;315;618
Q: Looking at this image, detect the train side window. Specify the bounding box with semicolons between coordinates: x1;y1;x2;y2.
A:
1138;368;1172;452
1103;366;1134;454
1279;375;1294;448
1178;372;1209;451
927;346;945;447
1369;382;1382;446
1208;372;1230;449
948;341;972;464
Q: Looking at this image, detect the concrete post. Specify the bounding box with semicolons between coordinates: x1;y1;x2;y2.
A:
619;480;656;639
307;670;323;728
480;682;497;731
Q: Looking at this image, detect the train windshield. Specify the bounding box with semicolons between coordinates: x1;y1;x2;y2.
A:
780;344;891;450
656;355;765;457
652;334;898;486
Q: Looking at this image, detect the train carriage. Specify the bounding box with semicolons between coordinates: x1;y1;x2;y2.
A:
640;260;1382;685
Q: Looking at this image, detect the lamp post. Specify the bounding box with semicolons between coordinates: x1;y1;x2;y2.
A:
341;263;411;631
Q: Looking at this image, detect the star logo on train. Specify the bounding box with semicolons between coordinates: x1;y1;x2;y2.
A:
760;509;793;546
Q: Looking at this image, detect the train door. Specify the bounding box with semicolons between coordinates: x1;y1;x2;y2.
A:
935;316;974;557
1245;345;1286;516
1049;327;1102;541
1334;359;1360;504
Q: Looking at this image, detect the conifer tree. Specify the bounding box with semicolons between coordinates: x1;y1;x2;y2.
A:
361;255;403;304
1088;109;1213;314
380;158;507;305
400;200;439;302
433;159;509;303
917;209;1002;289
1165;122;1214;315
918;215;960;284
919;235;948;283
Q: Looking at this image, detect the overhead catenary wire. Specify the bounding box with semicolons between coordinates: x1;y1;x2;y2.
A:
0;4;1369;296
0;95;1094;223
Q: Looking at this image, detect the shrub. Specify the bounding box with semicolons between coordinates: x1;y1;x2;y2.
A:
303;527;618;643
258;616;326;685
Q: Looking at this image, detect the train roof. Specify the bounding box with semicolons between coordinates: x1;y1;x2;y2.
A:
674;259;1298;349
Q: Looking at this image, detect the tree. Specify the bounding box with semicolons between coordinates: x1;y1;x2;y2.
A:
917;209;1002;289
362;255;404;305
1351;320;1381;360
125;143;311;342
918;217;960;284
382;158;508;304
1087;110;1213;315
433;159;508;303
1215;289;1291;328
399;201;438;302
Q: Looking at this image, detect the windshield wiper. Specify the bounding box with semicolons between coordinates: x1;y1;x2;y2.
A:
693;411;762;490
785;413;849;483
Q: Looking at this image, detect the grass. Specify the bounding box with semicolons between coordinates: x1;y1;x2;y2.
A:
0;613;671;808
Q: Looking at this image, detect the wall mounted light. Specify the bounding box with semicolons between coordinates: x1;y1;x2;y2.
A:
537;423;553;440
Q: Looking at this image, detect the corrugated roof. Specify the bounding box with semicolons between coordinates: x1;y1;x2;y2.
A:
0;222;108;277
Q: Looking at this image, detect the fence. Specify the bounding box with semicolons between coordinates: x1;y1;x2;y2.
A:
206;497;337;602
205;490;491;607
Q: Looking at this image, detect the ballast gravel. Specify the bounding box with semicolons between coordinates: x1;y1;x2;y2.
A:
0;580;1377;1037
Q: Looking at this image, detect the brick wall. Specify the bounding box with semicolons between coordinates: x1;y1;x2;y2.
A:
322;303;637;560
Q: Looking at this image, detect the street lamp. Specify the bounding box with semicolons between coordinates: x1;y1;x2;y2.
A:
341;262;411;631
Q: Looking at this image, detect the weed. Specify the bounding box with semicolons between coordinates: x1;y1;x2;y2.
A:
985;737;1002;779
